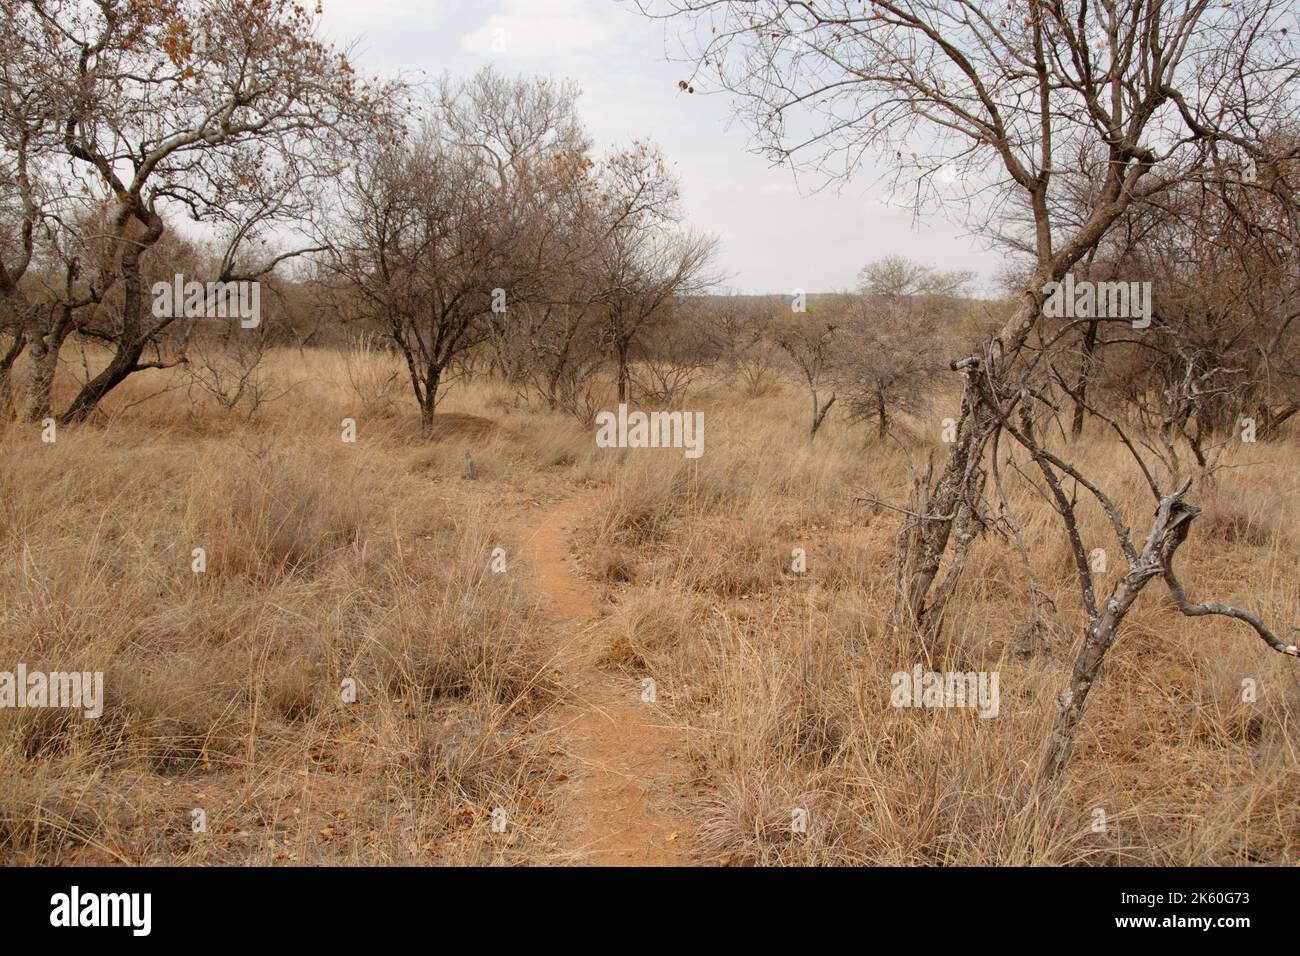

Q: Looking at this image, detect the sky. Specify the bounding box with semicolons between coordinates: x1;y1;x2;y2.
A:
316;0;1007;296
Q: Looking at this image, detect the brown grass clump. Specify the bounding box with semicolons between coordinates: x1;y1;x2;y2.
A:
0;349;1295;866
0;356;564;865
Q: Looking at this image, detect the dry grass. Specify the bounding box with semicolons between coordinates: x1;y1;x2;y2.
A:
0;350;571;864
0;348;1295;865
573;368;1299;866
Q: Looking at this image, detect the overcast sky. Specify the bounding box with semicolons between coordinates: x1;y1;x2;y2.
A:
317;0;1006;296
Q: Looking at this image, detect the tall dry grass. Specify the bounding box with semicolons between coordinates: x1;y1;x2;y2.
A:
577;367;1299;866
0;348;1295;865
0;350;571;864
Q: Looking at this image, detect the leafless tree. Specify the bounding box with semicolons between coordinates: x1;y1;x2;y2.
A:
643;0;1300;649
838;258;971;438
590;143;719;403
772;311;839;446
1;0;380;424
182;321;288;422
1115;150;1298;447
702;294;781;397
859;255;974;301
838;311;941;440
325;71;591;427
630;301;719;404
972;373;1299;787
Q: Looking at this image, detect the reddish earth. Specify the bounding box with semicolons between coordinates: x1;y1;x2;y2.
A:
516;491;695;866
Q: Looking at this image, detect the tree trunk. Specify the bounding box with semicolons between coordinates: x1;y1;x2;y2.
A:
900;379;989;631
1039;581;1146;784
59;343;142;424
58;212;164;424
25;307;76;423
1038;487;1196;787
24;335;59;422
420;364;441;429
901;275;1050;636
616;340;630;404
0;331;24;420
809;386;818;446
809;389;835;447
1070;320;1098;439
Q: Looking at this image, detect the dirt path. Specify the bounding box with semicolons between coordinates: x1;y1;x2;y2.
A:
517;491;694;866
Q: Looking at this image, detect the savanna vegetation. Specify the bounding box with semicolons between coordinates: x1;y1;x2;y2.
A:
0;0;1296;866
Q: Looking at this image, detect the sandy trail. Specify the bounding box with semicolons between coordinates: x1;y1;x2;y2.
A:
517;491;694;866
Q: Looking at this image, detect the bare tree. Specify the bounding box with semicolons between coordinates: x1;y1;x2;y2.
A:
701;294;780;397
859;255;974;302
590;143;719;403
1;0;379;424
838;308;941;440
630;300;719;404
182;321;287;421
771;311;839;446
329;126;507;427
644;0;1300;647
1107;147;1299;448
325;71;588;427
971;375;1299;787
0;7;67;418
838;258;971;438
